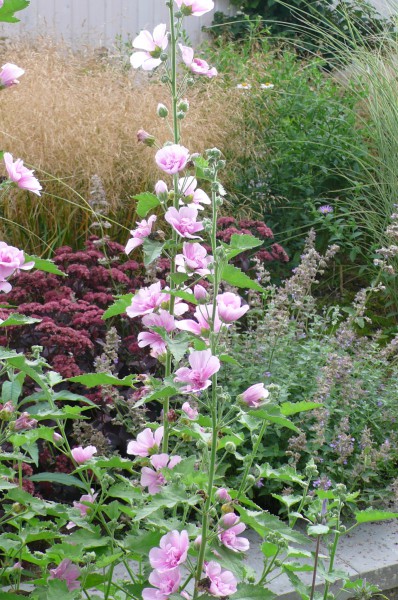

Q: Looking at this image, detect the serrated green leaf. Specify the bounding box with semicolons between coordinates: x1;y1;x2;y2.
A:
29;472;88;490
236;507;308;544
250;407;299;432
0;0;30;23
0;314;41;327
225;234;263;259
107;483;142;501
24;254;66;276
69;373;136;387
133;192;160;218
134;385;179;408
166;333;189;363
169;272;189;285
308;524;330;535
166;289;197;305
102;293;133;319
227;584;275;600
219;353;241;366
280;401;320;416
355;509;398;523
143;238;164;266
221;264;264;292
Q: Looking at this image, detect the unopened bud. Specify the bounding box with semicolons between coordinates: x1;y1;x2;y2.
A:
137;129;156;147
155;180;168;199
167;409;178;422
246;474;256;486
178;98;189;112
194;284;208;303
161;74;170;84
221;503;234;514
187;78;195;86
12;503;24;514
177;111;185;120
224;441;236;453
160;52;168;62
157;103;169;118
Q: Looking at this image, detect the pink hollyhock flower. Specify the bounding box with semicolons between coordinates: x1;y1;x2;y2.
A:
175;0;215;17
194;284;208;302
155;180;168;196
0;241;34;293
155;144;190;175
165;206;204;239
14;412;38;431
3;153;42;196
71;445;97;464
240;383;270;408
66;489;98;530
142;567;181;600
179;45;217;78
175;243;213;275
127;282;188;319
49;559;80;591
177;304;223;337
218;513;250;552
174;349;220;394
0;63;24;87
125;215;157;254
130;24;168;71
216;292;249;323
141;453;182;494
215;488;232;503
149;530;189;572
205;562;237;597
127;426;164;457
138;310;176;358
178;176;211;210
182;402;198;420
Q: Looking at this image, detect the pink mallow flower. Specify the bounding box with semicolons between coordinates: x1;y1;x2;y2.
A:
179;45;217;78
138;310;176;358
71;445;97;464
240;383;270;409
155;144;190;175
125;215;157;254
175;0;215;17
66;489;98;530
177;304;224;338
127;426;164;457
49;559;80;592
178;176;211;210
204;562;237;597
216;292;249;323
142;567;181;600
218;512;250;552
165;206;204;239
149;530;189;572
0;63;24;87
3;153;42;196
141;453;182;494
127;282;188;319
0;242;34;293
130;24;168;71
174;349;220;394
175;242;213;275
182;402;198;420
194;284;208;302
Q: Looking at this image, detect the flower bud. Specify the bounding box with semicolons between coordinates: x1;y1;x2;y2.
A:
178;98;189;112
161;74;170;84
221;502;235;514
194;284;208;303
187;78;195;86
157;103;169;118
155;180;168;198
160;52;168;62
12;503;24;514
225;441;236;453
177;111;185;120
246;474;256;486
137;129;156;147
53;432;63;443
215;487;232;503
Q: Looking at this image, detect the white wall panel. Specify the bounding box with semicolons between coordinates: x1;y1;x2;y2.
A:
0;0;235;47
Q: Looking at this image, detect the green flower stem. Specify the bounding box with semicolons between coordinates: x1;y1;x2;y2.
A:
237;419;268;500
193;180;220;598
162;2;181;453
289;479;311;529
323;510;341;600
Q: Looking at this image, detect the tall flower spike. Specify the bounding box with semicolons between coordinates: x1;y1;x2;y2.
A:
130;24;168;71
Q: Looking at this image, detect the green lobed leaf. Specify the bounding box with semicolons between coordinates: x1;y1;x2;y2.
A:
355;509;398;523
29;472;89;491
69;373;136;387
225;234;264;259
221;264;264;292
0;0;30;23
307;524;330;536
280;401;320;416
236;506;308;545
0;313;41;327
102;293;133;319
133;192;160;218
219;353;242;366
24;254;66;276
166;289;198;305
249;407;299;432
143;238;165;266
